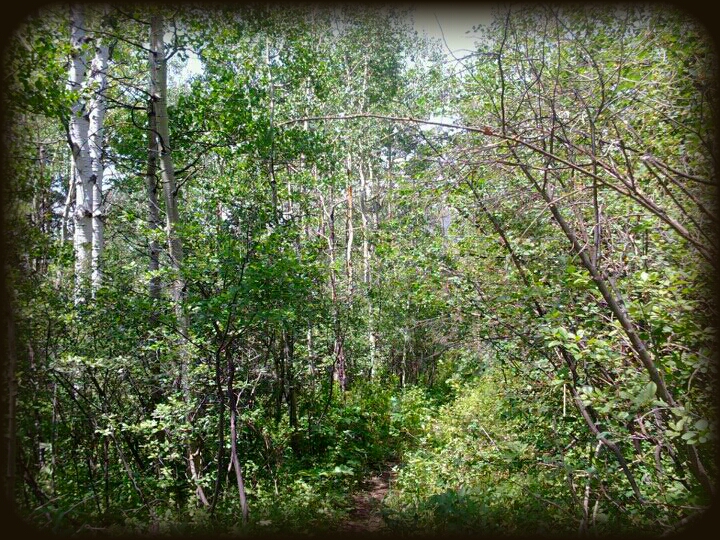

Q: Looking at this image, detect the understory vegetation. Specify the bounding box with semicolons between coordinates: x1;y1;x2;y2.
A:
2;3;716;536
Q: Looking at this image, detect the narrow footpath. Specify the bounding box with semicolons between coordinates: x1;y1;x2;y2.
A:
340;466;397;533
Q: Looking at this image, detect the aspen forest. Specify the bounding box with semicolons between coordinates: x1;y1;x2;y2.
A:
1;2;717;535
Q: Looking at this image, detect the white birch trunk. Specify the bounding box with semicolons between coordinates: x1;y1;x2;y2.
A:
69;5;92;304
60;158;75;246
345;154;354;297
359;161;370;285
359;160;376;377
150;15;184;307
318;188;345;391
88;39;109;296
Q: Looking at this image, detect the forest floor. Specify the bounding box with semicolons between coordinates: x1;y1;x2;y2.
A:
339;465;397;533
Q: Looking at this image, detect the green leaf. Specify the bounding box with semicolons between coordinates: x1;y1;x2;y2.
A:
634;382;657;406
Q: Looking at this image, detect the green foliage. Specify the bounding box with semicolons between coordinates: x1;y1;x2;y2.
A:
4;3;714;537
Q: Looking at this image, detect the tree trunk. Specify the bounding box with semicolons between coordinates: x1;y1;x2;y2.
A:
68;5;108;301
145;94;163;409
150;13;209;507
209;347;225;515
60;158;75;247
145;97;162;303
68;5;92;304
318;189;346;391
265;36;279;223
227;351;249;523
88;36;108;296
359;159;376;377
283;329;300;452
345;155;354;297
329;202;346;391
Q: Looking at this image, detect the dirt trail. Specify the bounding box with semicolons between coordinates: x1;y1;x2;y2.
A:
340;466;396;533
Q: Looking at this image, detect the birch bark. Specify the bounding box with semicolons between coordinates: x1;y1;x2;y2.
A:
359;160;377;377
68;5;92;303
345;157;354;297
88;38;108;295
68;5;108;300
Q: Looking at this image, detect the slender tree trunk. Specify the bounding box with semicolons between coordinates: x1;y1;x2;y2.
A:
307;326;317;380
266;37;279;222
359;161;370;285
150;15;183;315
145;94;163;409
345;155;354;297
329;204;346;391
209;348;225;515
33;144;46;271
283;329;300;452
60;159;75;247
227;351;249;523
145;98;162;303
150;13;209;507
302;90;318;384
88;35;108;296
318;189;346;391
68;5;92;304
580;442;603;533
359;160;377;377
